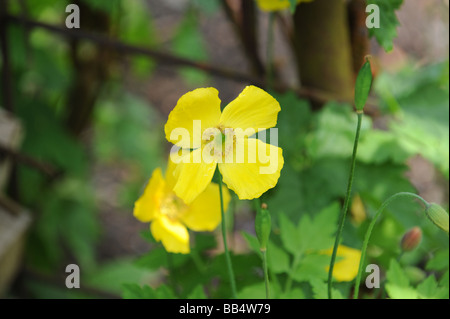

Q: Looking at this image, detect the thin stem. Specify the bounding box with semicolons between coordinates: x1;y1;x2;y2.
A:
328;111;363;299
262;250;270;299
353;192;428;299
284;253;302;293
166;252;178;297
266;12;275;91
218;173;237;299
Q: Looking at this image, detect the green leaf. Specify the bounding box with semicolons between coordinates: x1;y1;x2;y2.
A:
416;275;448;299
306;103;372;160
375;62;450;178
135;247;189;270
86;259;156;294
278;288;305;299
426;250;449;271
121;283;175;299
354;60;373;111
242;232;290;274
310;278;344;299
242;232;262;258
238;283;266;299
187;285;207;299
267;241;290;274
122;284;156;299
291;254;330;282
385;259;418;299
367;0;404;52
279;213;301;256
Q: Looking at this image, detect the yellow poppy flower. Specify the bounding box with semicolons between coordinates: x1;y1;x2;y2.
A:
134;159;231;254
164;86;284;204
322;245;362;282
256;0;315;12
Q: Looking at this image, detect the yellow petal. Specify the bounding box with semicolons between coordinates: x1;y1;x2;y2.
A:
133;168;165;223
256;0;314;12
181;183;231;232
219;138;284;200
165;156;179;190
323;245;362;282
219;86;280;133
150;215;190;254
350;194;367;225
173;148;217;204
165;87;222;149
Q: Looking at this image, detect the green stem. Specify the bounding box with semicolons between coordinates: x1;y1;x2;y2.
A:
327;111;363;299
167;252;178;297
254;197;271;298
353;192;428;299
262;250;270;299
218;173;237;299
266;12;275;91
284;253;302;293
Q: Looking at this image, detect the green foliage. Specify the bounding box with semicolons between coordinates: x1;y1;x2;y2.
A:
367;0;404;52
375;62;449;178
172;9;210;86
122;284;176;299
385;259;449;299
3;0;448;301
119;0;158;77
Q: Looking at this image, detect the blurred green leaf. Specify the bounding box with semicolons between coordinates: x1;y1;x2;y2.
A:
291;255;330;282
426;250;449;271
375;62;449;178
385;259;418;299
172;9;209;86
187;285;207;299
367;0;403;52
416;275;448;299
119;0;158;77
86;258;157;294
310;278;344;299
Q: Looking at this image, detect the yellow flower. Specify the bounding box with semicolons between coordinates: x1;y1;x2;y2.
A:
322;245;362;282
165;86;284;204
134;159;231;254
256;0;315;12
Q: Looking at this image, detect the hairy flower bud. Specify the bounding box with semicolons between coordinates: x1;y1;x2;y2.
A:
400;227;422;252
426;203;449;234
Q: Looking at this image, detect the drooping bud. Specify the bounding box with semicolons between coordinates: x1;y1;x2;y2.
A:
425;203;449;234
400;227;422;252
255;203;271;251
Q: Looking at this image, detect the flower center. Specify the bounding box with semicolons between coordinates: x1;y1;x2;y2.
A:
202;126;236;162
160;194;188;220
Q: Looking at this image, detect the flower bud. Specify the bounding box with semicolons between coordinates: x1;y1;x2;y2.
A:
425;203;449;234
400;227;422;252
255;204;271;251
354;58;373;111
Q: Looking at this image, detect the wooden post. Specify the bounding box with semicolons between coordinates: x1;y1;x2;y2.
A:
293;0;354;101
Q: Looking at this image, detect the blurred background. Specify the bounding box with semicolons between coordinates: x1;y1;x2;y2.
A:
0;0;448;298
